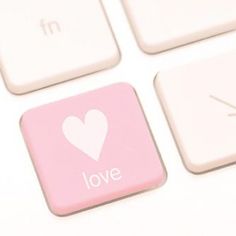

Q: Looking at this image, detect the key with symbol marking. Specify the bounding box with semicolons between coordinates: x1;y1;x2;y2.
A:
155;51;236;173
20;83;166;215
0;0;120;94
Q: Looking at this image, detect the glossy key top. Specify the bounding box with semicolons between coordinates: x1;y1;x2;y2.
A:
123;0;236;53
21;83;166;216
0;0;120;94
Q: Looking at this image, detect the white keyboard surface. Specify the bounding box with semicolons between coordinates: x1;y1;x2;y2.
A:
1;0;236;235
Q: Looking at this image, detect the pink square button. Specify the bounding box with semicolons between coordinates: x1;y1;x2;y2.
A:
21;83;166;216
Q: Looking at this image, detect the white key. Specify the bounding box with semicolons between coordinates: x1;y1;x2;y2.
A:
155;52;236;173
0;0;120;94
123;0;236;53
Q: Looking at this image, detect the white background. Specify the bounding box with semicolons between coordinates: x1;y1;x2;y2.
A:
1;0;236;235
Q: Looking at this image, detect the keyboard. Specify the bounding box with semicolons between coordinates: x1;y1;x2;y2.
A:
1;0;236;235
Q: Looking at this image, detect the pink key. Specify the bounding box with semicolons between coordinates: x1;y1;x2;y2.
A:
20;83;166;216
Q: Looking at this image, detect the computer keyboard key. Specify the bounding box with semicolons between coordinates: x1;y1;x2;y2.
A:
155;52;236;173
20;83;166;216
122;0;236;53
0;0;120;94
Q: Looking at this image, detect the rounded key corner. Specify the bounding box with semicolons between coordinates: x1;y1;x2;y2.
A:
138;40;160;55
20;107;41;133
44;193;81;217
111;82;136;93
153;73;165;99
4;78;30;95
47;201;72;217
19;113;26;129
108;49;121;68
19;111;30;130
156;168;168;188
182;158;210;175
153;72;161;86
19;107;34;124
0;69;32;95
135;33;169;55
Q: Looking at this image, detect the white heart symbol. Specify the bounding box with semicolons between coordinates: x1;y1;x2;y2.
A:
62;109;108;161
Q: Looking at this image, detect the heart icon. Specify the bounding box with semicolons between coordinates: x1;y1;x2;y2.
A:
62;109;108;161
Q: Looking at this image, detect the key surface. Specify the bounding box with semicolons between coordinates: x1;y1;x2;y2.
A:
0;0;120;94
21;83;166;215
123;0;236;53
155;51;236;173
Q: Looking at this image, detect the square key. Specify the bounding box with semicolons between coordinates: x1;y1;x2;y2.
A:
21;83;166;216
155;52;236;173
0;0;119;94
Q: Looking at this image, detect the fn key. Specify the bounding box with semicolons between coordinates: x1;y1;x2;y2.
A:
0;0;120;94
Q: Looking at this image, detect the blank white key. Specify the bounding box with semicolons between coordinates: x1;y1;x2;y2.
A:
155;52;236;173
123;0;236;53
0;0;120;94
